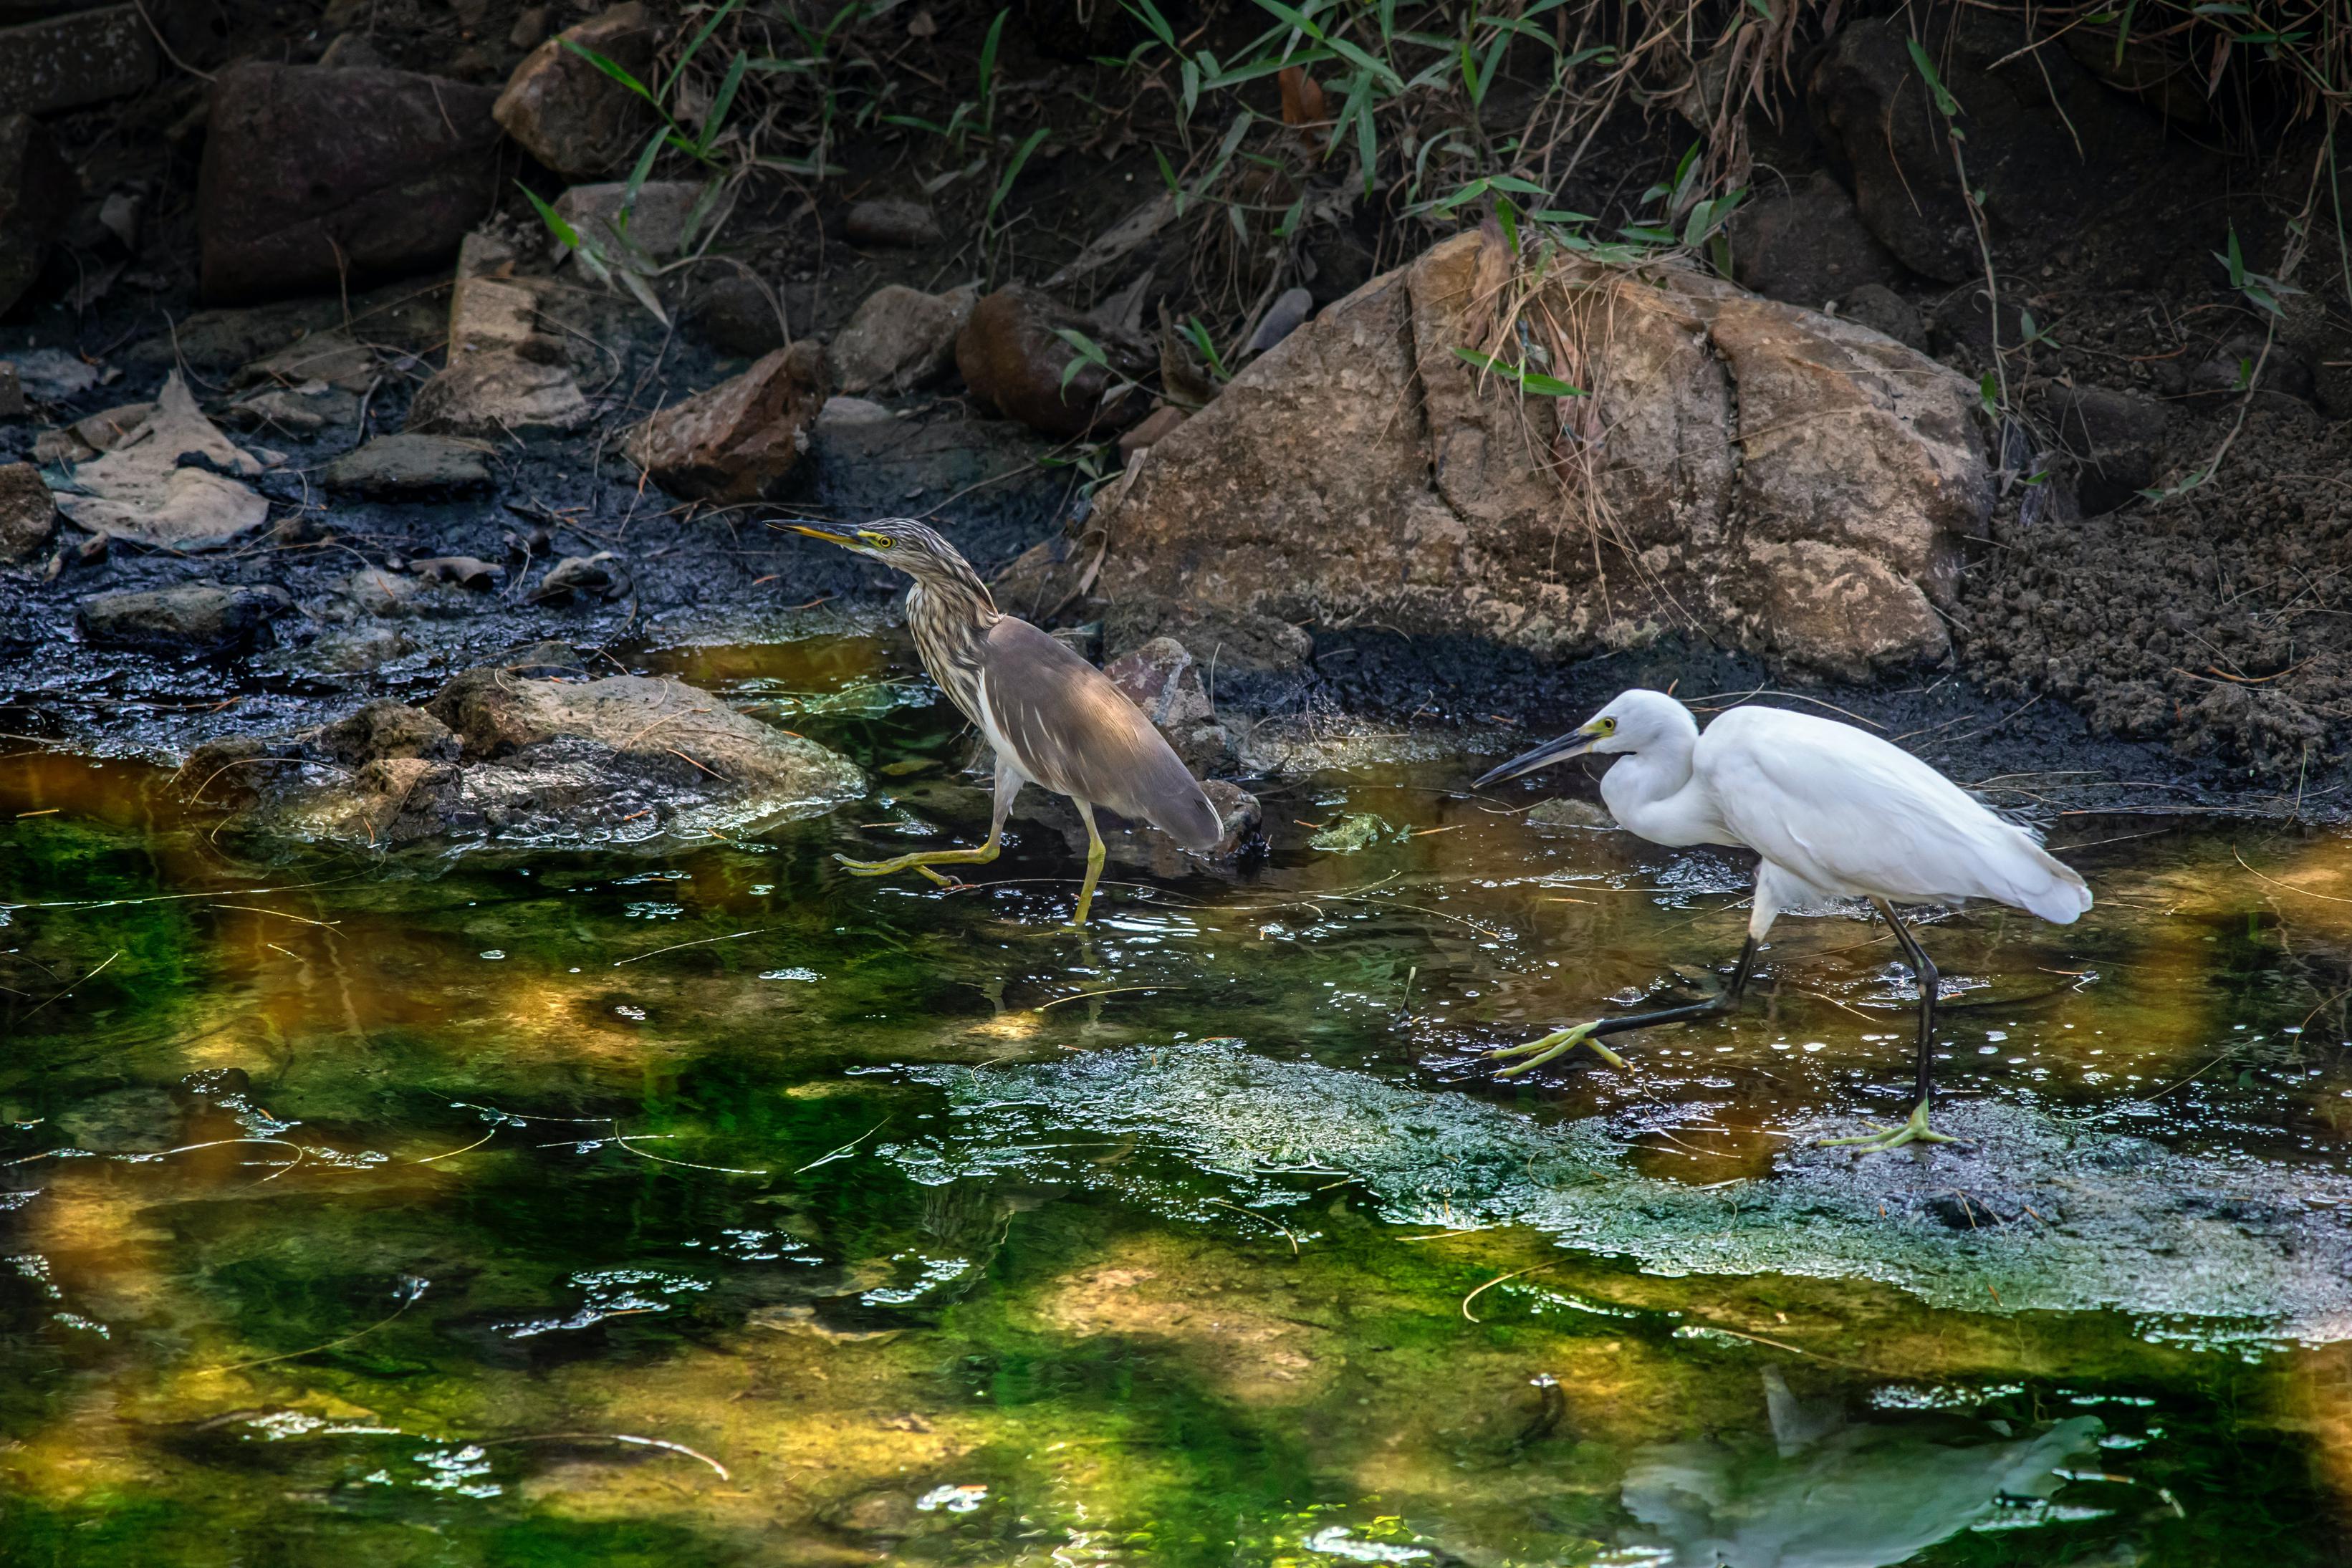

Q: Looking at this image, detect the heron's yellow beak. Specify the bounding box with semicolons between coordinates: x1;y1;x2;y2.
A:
785;524;858;547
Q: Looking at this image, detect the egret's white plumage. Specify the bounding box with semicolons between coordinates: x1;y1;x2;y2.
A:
1570;693;2091;936
1475;688;2092;1151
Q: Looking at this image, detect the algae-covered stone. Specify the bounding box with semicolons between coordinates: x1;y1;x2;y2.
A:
1308;812;1398;852
176;665;863;850
1526;796;1616;831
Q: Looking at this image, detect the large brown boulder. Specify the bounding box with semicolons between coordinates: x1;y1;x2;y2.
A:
493;2;658;178
623;342;830;504
1093;230;1991;681
197;63;501;303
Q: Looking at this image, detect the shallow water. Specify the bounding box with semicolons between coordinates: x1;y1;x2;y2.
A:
4;637;2351;1565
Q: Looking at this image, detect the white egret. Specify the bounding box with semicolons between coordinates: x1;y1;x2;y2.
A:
1474;689;2092;1152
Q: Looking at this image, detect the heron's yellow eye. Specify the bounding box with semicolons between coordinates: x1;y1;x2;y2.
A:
860;532;895;549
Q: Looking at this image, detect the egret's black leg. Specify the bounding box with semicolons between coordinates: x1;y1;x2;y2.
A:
1819;900;1960;1151
1491;937;1760;1077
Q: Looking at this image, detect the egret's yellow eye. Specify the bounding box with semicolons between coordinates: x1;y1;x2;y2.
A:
1593;716;1617;735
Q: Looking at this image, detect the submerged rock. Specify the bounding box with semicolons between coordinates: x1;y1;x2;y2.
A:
177;665;863;849
893;1041;2352;1347
1094;229;1990;681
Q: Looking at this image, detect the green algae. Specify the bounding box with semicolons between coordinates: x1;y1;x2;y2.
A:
4;691;2351;1564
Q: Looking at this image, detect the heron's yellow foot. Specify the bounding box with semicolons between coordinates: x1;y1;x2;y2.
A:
1489;1022;1628;1077
832;845;1000;879
1817;1099;1959;1153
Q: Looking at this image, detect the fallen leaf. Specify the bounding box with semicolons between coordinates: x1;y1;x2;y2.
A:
52;372;269;549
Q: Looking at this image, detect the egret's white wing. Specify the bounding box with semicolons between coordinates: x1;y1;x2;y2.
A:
1697;707;2090;922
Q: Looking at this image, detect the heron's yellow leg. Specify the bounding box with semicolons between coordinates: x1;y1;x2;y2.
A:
1489;1022;1628;1077
1817;1099;1959;1153
834;832;1002;882
1066;805;1108;929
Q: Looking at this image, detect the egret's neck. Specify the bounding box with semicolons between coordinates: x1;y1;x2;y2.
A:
1598;730;1720;846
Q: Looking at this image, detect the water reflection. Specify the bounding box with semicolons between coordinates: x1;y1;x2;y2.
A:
1;654;2349;1562
1614;1369;2104;1567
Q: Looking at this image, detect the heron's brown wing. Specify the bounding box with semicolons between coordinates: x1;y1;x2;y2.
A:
979;617;1223;852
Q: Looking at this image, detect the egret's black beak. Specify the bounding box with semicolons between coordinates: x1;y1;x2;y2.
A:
1474;728;1598;789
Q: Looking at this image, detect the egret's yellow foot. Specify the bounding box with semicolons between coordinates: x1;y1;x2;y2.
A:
1489;1022;1628;1077
1818;1099;1959;1153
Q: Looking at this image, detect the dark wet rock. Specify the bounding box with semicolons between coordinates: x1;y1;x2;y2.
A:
1525;795;1616;831
54;1086;181;1154
1101;596;1311;676
552;178;702;264
237;328;379;394
408;347;592;438
1104;635;1230;772
2048;385;2169;515
686;271;795;357
0;4;153;115
322;565;473;620
411;556;502;590
498;639;587;677
309;625;416;670
1245;286;1315;355
956;287;1145;440
0;360;19;418
0;113;75;316
508;6;549;50
0;461;55;564
830;283;975;396
77;582;293;656
623;342;829;504
318;699;459;765
493;2;658;178
197;63;501;303
1926;285;2027;367
1837;282;1926;352
903;1042;2352;1345
1116;404;1185;456
1730;173;1904;309
322;433;494;496
806;409;1052;534
1200;779;1261;857
1808;9;2221;287
1105;636;1211;727
843;198;942;248
180;666;863;850
1096;230;1988;681
531;552;628;603
224;384;360;436
123;285;447;377
316;31;385;68
2189;334;2315;409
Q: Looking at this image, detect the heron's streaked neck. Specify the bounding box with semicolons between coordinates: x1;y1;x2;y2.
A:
1598;729;1717;846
